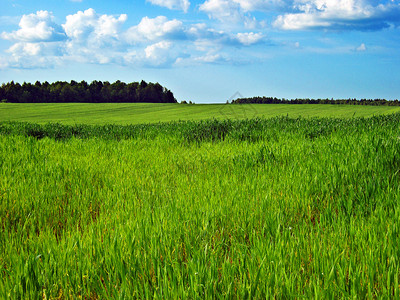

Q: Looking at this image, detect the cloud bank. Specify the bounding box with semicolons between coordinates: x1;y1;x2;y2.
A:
273;0;400;31
199;0;400;31
1;1;399;69
1;8;266;68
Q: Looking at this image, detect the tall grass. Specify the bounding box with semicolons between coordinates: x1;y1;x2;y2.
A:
1;114;400;298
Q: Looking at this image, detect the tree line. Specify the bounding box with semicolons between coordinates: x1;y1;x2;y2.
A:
232;96;400;106
0;80;177;103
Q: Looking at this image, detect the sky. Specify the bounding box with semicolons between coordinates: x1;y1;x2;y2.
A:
0;0;399;103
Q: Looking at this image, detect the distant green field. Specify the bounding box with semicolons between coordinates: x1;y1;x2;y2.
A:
1;103;400;124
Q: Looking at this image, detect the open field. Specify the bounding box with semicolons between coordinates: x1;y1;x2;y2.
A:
1;114;400;298
1;103;400;124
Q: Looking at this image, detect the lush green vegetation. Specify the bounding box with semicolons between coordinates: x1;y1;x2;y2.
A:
232;96;400;106
1;103;400;125
0;80;176;103
1;114;400;298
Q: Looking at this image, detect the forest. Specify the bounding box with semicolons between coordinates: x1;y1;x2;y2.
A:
232;96;400;106
0;80;177;103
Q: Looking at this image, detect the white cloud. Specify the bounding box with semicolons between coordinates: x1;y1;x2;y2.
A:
147;0;190;12
125;16;183;43
274;12;330;30
236;32;264;45
199;0;242;22
145;41;171;58
145;41;172;64
8;42;41;56
356;43;366;51
274;0;400;31
63;8;96;40
186;23;263;46
1;11;66;42
6;40;64;58
0;7;272;68
4;41;64;69
1;12;66;68
61;9;128;64
123;41;182;67
63;8;127;41
198;0;400;31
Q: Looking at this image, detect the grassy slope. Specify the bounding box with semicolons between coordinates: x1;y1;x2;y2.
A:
1;103;400;124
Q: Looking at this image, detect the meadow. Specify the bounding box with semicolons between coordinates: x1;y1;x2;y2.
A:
1;111;400;298
1;102;400;124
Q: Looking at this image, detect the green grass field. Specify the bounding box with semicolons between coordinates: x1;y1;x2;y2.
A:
1;103;400;124
1;114;400;298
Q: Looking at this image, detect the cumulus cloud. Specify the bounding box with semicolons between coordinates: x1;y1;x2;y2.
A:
273;0;400;31
62;9;128;63
144;41;174;65
1;10;66;42
63;8;127;41
125;16;184;43
356;43;366;51
123;41;183;67
0;11;67;68
186;23;264;47
199;0;244;22
0;7;270;69
4;42;64;69
236;32;264;45
147;0;190;12
0;8;129;66
145;41;171;57
8;42;42;56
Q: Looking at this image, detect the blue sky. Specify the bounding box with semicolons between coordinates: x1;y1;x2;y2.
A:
1;0;399;103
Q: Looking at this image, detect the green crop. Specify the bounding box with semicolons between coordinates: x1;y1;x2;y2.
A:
1;103;400;125
1;114;400;298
